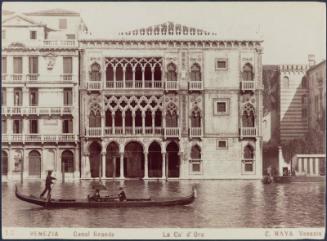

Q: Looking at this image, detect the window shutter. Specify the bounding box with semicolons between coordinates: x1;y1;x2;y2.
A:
63;57;72;74
68;119;73;133
19;120;23;133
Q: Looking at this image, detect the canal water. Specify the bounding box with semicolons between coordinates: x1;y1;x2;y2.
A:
2;180;325;228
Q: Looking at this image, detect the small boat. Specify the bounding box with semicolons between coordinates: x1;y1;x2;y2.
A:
15;186;196;208
262;175;273;184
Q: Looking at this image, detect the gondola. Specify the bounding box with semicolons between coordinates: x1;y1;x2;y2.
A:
15;186;196;208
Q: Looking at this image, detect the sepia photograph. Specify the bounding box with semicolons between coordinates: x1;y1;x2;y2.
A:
1;1;326;239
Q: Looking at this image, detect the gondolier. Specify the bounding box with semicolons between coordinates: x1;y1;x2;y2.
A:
40;170;56;200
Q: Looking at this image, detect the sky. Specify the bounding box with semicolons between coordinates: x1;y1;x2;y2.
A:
3;1;326;65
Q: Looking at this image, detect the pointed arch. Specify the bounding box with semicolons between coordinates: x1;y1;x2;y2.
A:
242;103;255;127
167;63;177;81
242;63;254;81
90;62;101;81
190;63;201;81
106;63;114;81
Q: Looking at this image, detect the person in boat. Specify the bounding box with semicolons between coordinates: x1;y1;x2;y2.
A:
89;189;101;201
40;170;56;199
118;187;127;201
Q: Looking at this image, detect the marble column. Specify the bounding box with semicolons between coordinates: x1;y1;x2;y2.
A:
122;113;125;134
132;113;135;134
315;158;320;176
101;152;106;178
112;114;115;134
162;152;166;179
303;158;308;175
144;152;148;179
142;112;145;134
152;113;155;134
120;152;124;178
298;157;302;175
309;158;314;176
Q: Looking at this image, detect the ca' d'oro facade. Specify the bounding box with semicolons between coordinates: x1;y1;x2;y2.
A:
2;11;264;180
79;22;263;179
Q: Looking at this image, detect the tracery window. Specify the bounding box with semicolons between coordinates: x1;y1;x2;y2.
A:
242;103;255;127
243;144;254;172
190;63;201;81
242;63;254;81
166;103;178;127
191;106;201;127
89;110;101;127
90;63;101;81
167;63;177;81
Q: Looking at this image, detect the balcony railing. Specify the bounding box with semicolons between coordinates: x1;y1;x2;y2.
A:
189;127;202;138
2;74;7;81
61;74;73;81
2;106;74;116
104;81;163;89
85;127;164;137
11;74;23;81
164;127;180;138
43;40;77;47
188;81;203;91
165;81;178;91
241;81;255;91
240;127;257;138
26;74;39;81
2;134;77;143
87;81;102;90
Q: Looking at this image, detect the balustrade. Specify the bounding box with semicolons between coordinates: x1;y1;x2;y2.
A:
43;40;77;47
87;127;164;136
189;127;202;138
2;74;7;81
61;74;73;81
165;81;178;91
188;81;203;91
240;127;257;138
87;81;102;90
2;134;77;143
135;127;143;135
164;127;180;138
26;74;39;81
11;74;23;81
241;81;255;91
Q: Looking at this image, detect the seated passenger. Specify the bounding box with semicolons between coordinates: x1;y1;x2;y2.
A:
118;187;127;201
90;189;100;201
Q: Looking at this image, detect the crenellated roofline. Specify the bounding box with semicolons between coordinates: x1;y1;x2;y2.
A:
279;64;309;73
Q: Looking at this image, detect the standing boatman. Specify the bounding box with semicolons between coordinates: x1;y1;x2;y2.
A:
40;170;56;200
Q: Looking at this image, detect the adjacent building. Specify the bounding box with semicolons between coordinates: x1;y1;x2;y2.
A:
1;9;87;180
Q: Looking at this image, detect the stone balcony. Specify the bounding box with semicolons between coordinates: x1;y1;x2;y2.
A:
164;127;180;139
3;74;76;83
3;40;78;48
2;134;78;144
165;81;178;91
241;81;255;92
189;127;202;138
240;127;257;139
188;81;203;91
1;106;74;116
104;81;163;89
86;127;164;137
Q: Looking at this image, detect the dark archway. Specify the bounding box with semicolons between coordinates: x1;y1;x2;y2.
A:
148;142;162;177
106;142;120;177
62;150;74;173
29;150;41;177
2;151;8;175
124;141;144;178
89;142;102;178
166;142;179;177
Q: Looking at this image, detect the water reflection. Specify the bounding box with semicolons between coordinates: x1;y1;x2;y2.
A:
2;180;325;228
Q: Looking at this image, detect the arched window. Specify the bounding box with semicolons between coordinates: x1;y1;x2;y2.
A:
90;63;101;81
115;109;122;127
62;150;74;173
191;145;201;160
244;145;254;159
242;63;254;81
144;64;152;81
135;109;142;127
190;64;201;81
167;63;177;81
301;76;308;89
115;64;123;81
282;76;289;88
125;64;133;81
28;150;41;177
191;107;201;127
166;103;178;127
125;109;133;127
242;103;255;127
135;64;142;81
105;110;112;127
155;109;162;127
2;151;8;175
145;109;152;127
154;64;162;81
106;64;114;81
89;110;101;127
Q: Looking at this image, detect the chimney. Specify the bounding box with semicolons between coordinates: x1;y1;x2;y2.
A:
308;54;316;67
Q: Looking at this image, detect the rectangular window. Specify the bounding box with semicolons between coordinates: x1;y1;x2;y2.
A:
217;102;226;113
215;58;228;70
29;88;38;106
29;119;38;133
13;88;23;106
190;161;202;175
13;119;22;133
244;163;253;172
2;30;5;39
59;19;67;29
2;57;7;73
2;88;6;106
2;119;7;133
213;99;230;115
217;140;228;149
13;57;23;74
63;57;73;74
63;119;73;133
29;56;38;74
192;162;201;172
63;88;72;106
66;34;75;40
30;31;37;40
